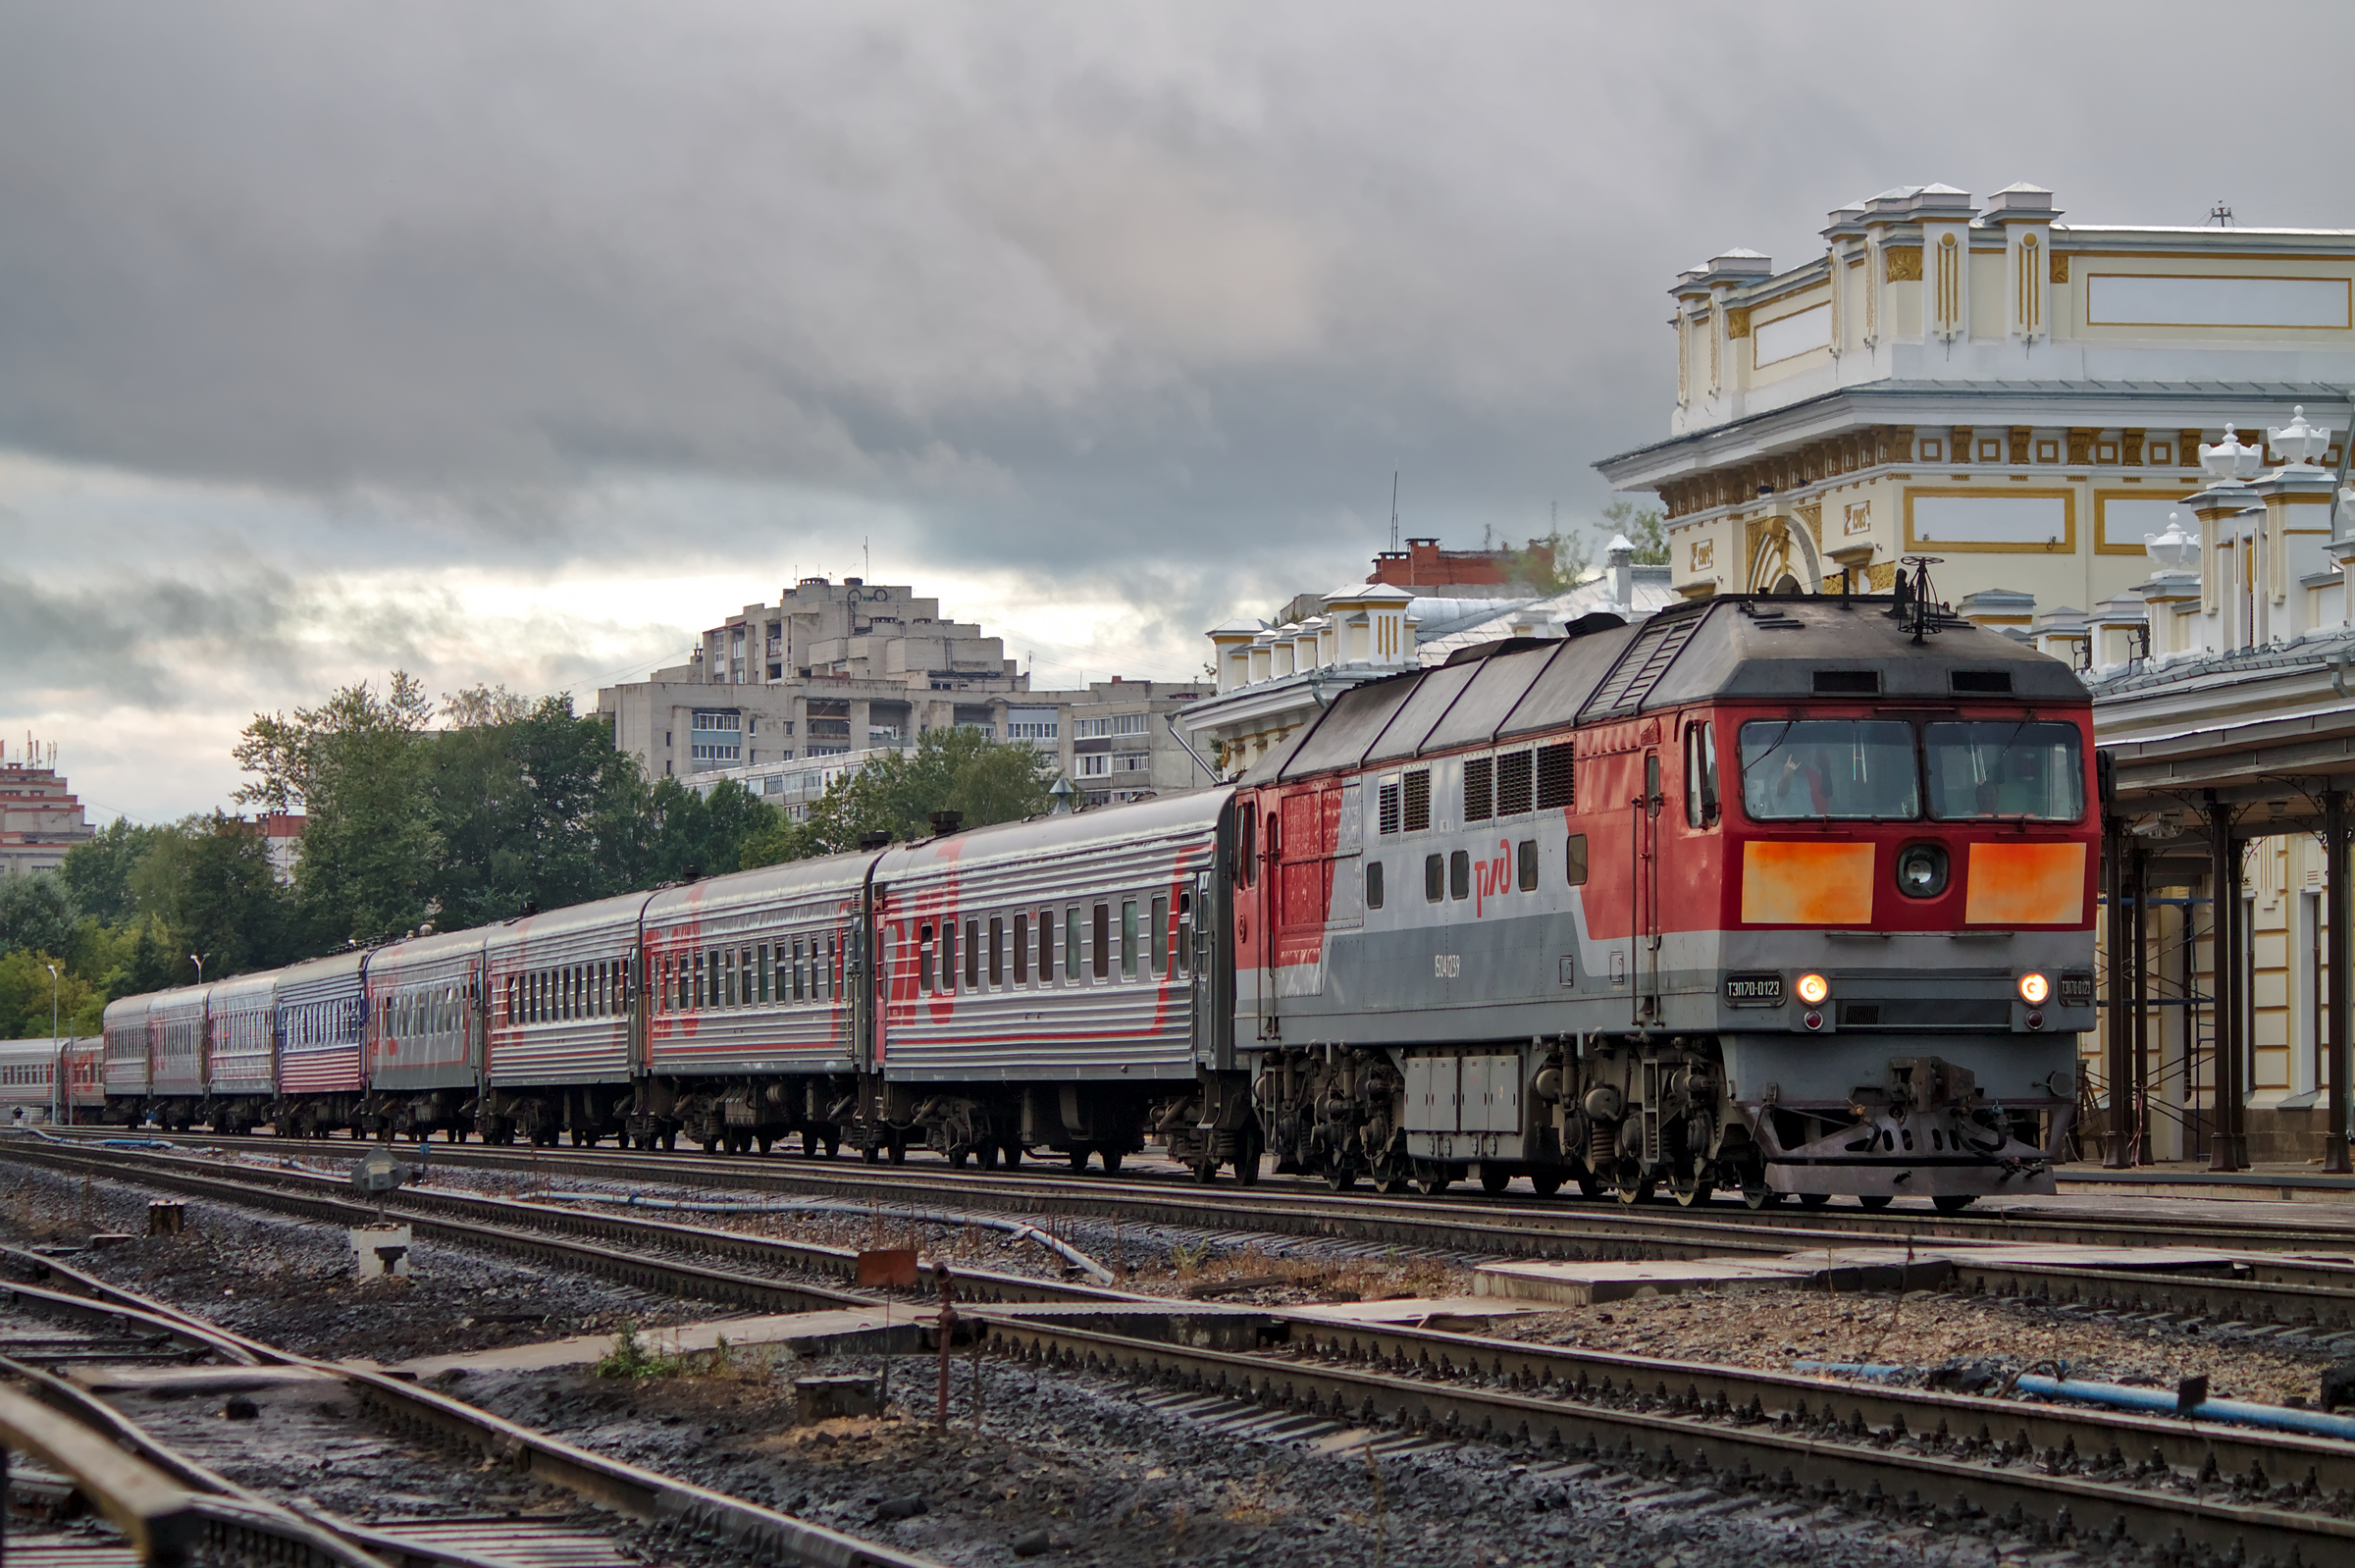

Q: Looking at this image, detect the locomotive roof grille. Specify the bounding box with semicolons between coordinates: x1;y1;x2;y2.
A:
1811;670;1881;696
1244;596;2087;786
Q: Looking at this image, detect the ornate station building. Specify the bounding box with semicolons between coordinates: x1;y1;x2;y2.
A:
1596;183;2355;616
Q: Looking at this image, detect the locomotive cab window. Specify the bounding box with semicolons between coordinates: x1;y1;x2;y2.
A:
1367;861;1385;909
1237;804;1257;885
1684;721;1720;828
1424;854;1443;903
1924;721;2085;821
1739;718;1919;821
1565;834;1589;886
1517;840;1538;892
1449;849;1472;901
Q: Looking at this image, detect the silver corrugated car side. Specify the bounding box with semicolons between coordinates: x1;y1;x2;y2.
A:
275;949;370;1097
366;929;487;1092
145;985;212;1099
871;792;1227;1083
205;970;279;1098
102;995;152;1097
643;851;872;1080
483;890;656;1087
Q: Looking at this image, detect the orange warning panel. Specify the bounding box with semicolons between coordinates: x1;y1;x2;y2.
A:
1740;841;1875;925
1964;842;2086;926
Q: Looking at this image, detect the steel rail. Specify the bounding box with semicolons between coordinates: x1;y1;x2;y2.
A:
0;1351;505;1568
1204;1304;2355;1502
23;1136;2355;1355
1;1140;1117;1314
976;1315;2355;1564
40;1124;2355;1262
0;1244;941;1568
26;1136;2355;1549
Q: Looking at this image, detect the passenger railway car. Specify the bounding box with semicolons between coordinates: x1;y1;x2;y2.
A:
77;593;2091;1210
0;1037;103;1124
1230;594;2093;1208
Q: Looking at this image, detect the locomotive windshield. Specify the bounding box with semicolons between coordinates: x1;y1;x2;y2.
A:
1924;721;2084;821
1738;719;1918;820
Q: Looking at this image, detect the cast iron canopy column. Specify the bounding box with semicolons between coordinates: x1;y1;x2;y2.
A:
2327;789;2352;1176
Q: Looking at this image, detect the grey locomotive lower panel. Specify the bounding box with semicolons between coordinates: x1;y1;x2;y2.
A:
1258;912;2093;1043
1721;1032;2077;1106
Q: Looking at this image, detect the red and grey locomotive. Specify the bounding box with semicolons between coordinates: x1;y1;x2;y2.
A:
82;595;2091;1211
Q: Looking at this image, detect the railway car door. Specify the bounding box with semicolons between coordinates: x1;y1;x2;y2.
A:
1635;746;1664;1022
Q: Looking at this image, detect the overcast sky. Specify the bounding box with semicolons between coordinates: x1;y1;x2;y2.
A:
6;1;2352;823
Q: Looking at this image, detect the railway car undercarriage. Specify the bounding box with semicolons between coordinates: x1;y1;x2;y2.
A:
1247;1033;2073;1210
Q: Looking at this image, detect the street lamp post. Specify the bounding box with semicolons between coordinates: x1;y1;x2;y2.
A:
45;962;61;1126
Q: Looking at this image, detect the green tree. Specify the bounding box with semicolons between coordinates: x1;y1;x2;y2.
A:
1601;499;1668;566
236;673;436;948
59;819;161;923
426;687;651;925
741;729;1055;867
1508;529;1596;596
0;871;75;961
127;815;290;979
0;947;98;1040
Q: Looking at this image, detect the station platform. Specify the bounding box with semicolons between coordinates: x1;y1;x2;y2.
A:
2056;1161;2355;1203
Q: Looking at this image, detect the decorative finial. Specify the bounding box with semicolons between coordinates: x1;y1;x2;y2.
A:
2267;405;2332;468
2144;513;2197;573
2199;425;2262;484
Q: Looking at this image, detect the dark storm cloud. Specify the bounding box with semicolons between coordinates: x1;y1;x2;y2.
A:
3;1;2352;586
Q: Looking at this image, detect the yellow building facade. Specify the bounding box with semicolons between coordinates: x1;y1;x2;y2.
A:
1596;184;2355;620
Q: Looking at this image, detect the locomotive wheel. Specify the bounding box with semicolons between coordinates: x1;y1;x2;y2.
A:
1102;1149;1123;1174
1234;1147;1261;1186
1478;1166;1511;1196
977;1141;1000;1172
1857;1194;1894;1211
1001;1139;1022;1169
824;1132;840;1159
660;1129;676;1151
1669;1173;1713;1208
862;1139;880;1164
1414;1171;1449;1197
1798;1191;1830;1209
756;1132;773;1155
1575;1172;1603;1199
1614;1176;1655;1206
1191;1159;1220;1184
1068;1147;1090;1173
1932;1193;1975;1213
1742;1185;1782;1210
1324;1164;1356;1192
1528;1171;1564;1198
1377;1176;1411;1195
887;1134;905;1165
949;1144;970;1170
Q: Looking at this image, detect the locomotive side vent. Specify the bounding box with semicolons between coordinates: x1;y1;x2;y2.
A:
1464;757;1494;822
1536;744;1575;810
1950;669;2014;695
1495;750;1534;816
1811;669;1880;696
1402;769;1432;832
1378;780;1401;835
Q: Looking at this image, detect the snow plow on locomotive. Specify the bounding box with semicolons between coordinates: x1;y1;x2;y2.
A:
1228;593;2093;1210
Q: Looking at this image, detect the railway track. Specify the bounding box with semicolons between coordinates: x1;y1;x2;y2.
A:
26;1129;2355;1342
18;1134;2355;1562
1;1247;933;1568
44;1124;2355;1263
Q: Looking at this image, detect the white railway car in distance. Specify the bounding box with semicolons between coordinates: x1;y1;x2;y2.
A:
0;1036;104;1124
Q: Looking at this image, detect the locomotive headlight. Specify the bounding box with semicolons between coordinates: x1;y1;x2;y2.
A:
1895;843;1950;899
1795;971;1831;1006
2018;971;2052;1006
